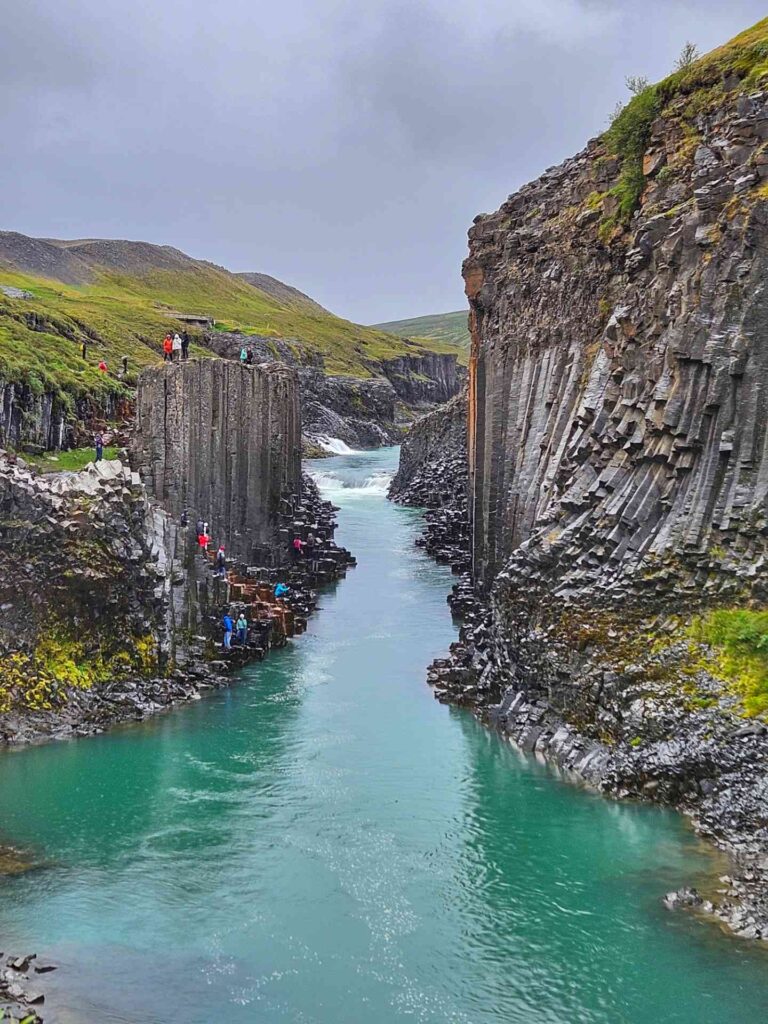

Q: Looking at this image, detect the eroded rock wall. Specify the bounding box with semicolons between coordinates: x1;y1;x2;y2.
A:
465;88;768;606
134;360;301;562
380;352;461;407
390;389;467;509
0;381;132;453
423;82;768;936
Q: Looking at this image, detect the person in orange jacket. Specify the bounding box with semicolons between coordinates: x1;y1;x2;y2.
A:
163;334;173;362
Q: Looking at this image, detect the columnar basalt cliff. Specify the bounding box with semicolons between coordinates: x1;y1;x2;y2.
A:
207;329;461;450
0;358;353;745
134;360;301;562
389;390;469;569
425;50;768;937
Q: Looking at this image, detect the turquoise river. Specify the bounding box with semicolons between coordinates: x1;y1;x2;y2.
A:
1;448;768;1023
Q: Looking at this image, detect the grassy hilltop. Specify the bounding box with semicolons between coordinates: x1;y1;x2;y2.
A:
0;232;461;412
374;310;470;357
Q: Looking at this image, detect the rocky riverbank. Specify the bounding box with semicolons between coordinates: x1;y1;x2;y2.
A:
0;951;56;1023
0;359;354;747
0;455;353;747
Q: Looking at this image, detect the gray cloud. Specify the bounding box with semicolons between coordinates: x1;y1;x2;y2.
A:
2;0;766;321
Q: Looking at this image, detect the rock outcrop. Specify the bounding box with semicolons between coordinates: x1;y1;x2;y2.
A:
0;453;186;741
207;330;461;450
133;359;301;563
0;358;354;746
380;352;460;407
389;390;469;570
423;54;768;937
0;380;132;453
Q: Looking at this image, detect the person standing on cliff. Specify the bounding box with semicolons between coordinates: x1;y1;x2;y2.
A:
121;355;129;377
236;613;248;646
215;545;227;578
222;612;234;650
172;333;182;361
181;331;190;360
163;334;173;362
240;346;248;364
292;536;304;561
94;433;104;462
81;340;88;359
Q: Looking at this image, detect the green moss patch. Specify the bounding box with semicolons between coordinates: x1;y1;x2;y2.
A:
689;609;768;717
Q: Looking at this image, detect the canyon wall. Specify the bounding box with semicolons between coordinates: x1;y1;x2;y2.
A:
380;352;461;407
421;75;768;934
133;360;301;563
465;87;768;605
389;389;467;509
207;329;461;449
0;381;131;452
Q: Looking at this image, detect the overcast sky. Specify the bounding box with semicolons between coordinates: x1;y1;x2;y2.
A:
1;1;766;323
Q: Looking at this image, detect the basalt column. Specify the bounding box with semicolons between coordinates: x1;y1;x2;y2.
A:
134;360;301;562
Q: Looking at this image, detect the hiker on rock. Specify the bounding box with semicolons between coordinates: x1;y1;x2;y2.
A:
163;334;173;361
305;531;320;573
240;346;248;364
181;509;189;528
222;611;234;650
292;536;304;560
97;360;108;373
246;347;254;365
236;613;248;645
172;333;182;360
274;582;289;599
195;518;205;539
181;331;190;360
198;529;210;552
94;432;104;462
215;545;227;578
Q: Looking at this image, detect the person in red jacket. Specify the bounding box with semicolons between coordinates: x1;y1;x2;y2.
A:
97;360;108;373
163;334;173;362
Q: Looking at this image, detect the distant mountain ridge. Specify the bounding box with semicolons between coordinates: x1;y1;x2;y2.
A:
235;272;329;314
374;310;470;350
0;229;463;418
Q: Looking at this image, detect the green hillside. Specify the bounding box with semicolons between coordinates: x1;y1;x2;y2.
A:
0;233;456;410
374;310;470;354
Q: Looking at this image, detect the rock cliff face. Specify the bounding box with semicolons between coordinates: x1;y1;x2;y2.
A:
133;360;301;563
464;84;768;635
0;381;132;452
207;330;461;450
426;73;768;936
389;390;469;570
380;352;460;407
0;454;185;741
390;389;467;509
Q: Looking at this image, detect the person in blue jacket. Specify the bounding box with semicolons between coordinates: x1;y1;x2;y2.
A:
274;582;289;599
222;612;234;650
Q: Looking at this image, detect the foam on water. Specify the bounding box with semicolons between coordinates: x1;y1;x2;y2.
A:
312;436;360;455
309;467;392;500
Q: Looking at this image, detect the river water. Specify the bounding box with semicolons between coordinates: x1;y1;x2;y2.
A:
1;448;768;1023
